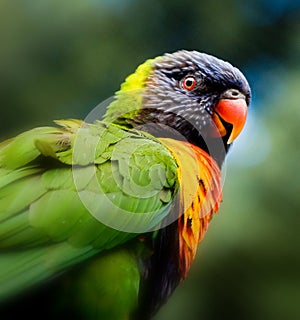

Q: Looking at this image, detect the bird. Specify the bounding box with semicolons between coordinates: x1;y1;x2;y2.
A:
0;50;250;319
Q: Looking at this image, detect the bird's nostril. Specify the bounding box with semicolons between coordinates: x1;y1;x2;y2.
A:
230;90;240;97
222;89;245;100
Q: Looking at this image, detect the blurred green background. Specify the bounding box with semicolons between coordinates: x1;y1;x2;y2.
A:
1;0;299;319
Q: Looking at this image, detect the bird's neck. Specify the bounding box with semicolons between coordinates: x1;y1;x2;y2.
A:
103;58;155;124
105;98;229;167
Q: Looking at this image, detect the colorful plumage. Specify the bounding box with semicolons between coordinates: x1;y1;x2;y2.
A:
0;50;250;319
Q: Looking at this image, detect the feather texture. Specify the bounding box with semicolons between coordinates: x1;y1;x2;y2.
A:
0;120;178;300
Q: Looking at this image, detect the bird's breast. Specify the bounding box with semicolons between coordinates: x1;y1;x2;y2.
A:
158;138;222;277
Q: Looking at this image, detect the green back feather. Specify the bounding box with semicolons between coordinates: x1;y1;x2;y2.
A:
0;119;178;300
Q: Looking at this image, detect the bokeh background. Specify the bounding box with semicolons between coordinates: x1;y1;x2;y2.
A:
1;0;299;319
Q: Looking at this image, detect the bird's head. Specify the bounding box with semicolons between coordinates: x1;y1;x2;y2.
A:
104;50;251;164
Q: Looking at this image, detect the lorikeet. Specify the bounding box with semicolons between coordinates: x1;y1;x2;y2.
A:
0;50;250;319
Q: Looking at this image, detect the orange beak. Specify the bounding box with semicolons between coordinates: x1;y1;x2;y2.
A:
212;98;248;144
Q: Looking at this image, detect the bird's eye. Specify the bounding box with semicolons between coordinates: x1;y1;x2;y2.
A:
182;76;197;91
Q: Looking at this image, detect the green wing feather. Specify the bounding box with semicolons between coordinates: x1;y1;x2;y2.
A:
0;120;179;300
